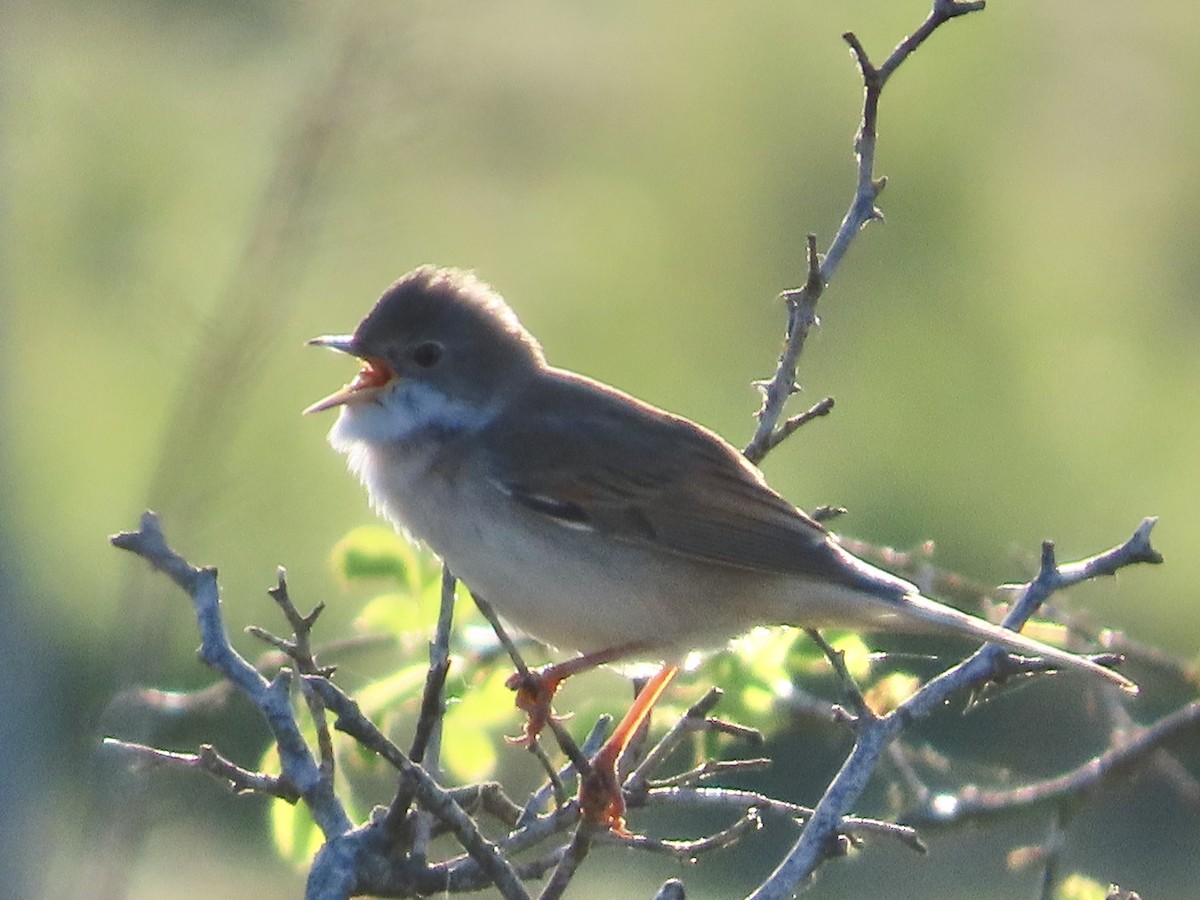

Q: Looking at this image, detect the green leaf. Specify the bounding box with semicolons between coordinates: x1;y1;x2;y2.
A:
269;792;324;867
354;662;431;717
355;591;434;639
729;626;795;687
440;719;499;783
829;633;873;682
688;627;805;736
441;667;517;781
862;672;920;715
1056;873;1111;900
331;525;423;588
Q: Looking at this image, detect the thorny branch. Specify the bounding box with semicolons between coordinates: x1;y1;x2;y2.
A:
747;521;1163;900
108;508;943;898
110;512;875;898
102;739;301;803
744;0;985;464
110;511;352;842
106;509;1173;897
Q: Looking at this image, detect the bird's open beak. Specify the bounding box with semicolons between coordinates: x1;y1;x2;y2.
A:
304;335;395;414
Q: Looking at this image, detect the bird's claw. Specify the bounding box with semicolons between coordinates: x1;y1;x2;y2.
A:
579;763;631;837
504;667;569;746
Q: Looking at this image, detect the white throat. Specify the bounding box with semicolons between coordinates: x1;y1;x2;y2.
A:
327;379;496;534
328;379;492;452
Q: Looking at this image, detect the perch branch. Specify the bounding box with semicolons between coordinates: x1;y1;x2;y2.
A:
912;700;1200;824
520;717;612;826
386;564;459;845
302;675;529;899
750;518;1157;898
109;511;351;840
472;591;593;776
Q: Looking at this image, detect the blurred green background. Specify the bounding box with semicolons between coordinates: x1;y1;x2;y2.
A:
5;0;1199;897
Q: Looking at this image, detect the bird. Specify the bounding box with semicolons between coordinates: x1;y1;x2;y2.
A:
305;265;1134;827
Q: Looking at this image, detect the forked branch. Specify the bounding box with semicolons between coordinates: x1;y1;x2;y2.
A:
745;0;986;464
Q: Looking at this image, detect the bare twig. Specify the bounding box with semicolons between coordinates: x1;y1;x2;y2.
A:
263;567;329;675
441;782;524;832
304;675;530;900
806;628;873;725
412;565;457;765
102;739;301;802
773;396;835;450
262;569;338;779
1002;519;1162;631
387;565;459;843
110;512;352;840
618;808;762;857
472;591;594;775
472;592;533;681
537;820;599;900
520;717;612;826
624;687;726;798
299;676;337;779
529;738;572;808
644;787;925;854
412;566;459;858
545;717;593;778
912;700;1200;824
623;684;769;823
750;519;1159;898
744;0;984;464
745;235;827;463
648;758;773;790
501;803;582;858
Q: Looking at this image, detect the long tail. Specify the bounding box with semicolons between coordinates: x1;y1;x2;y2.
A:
896;591;1137;694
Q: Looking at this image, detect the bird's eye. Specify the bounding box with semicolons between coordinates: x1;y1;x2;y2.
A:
412;341;443;368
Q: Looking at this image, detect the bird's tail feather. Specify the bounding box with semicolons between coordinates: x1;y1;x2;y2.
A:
896;592;1137;694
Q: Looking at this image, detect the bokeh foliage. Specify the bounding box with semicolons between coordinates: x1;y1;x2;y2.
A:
5;0;1199;897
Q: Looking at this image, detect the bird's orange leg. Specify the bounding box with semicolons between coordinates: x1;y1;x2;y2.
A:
579;664;678;836
504;643;645;746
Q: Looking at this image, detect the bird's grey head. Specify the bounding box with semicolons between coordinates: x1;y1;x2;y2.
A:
308;266;545;452
352;266;545;392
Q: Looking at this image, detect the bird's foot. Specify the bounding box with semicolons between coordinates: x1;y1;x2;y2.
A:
503;645;644;746
579;756;631;837
504;666;570;746
578;664;678;835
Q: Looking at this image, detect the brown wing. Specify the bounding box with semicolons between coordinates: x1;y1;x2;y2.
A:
483;369;900;596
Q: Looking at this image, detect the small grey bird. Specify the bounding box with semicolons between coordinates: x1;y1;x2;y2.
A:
307;265;1135;699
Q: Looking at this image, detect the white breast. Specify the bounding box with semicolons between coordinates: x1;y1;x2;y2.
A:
327;388;812;658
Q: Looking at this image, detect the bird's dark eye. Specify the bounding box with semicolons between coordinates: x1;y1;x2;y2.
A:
412;341;443;368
